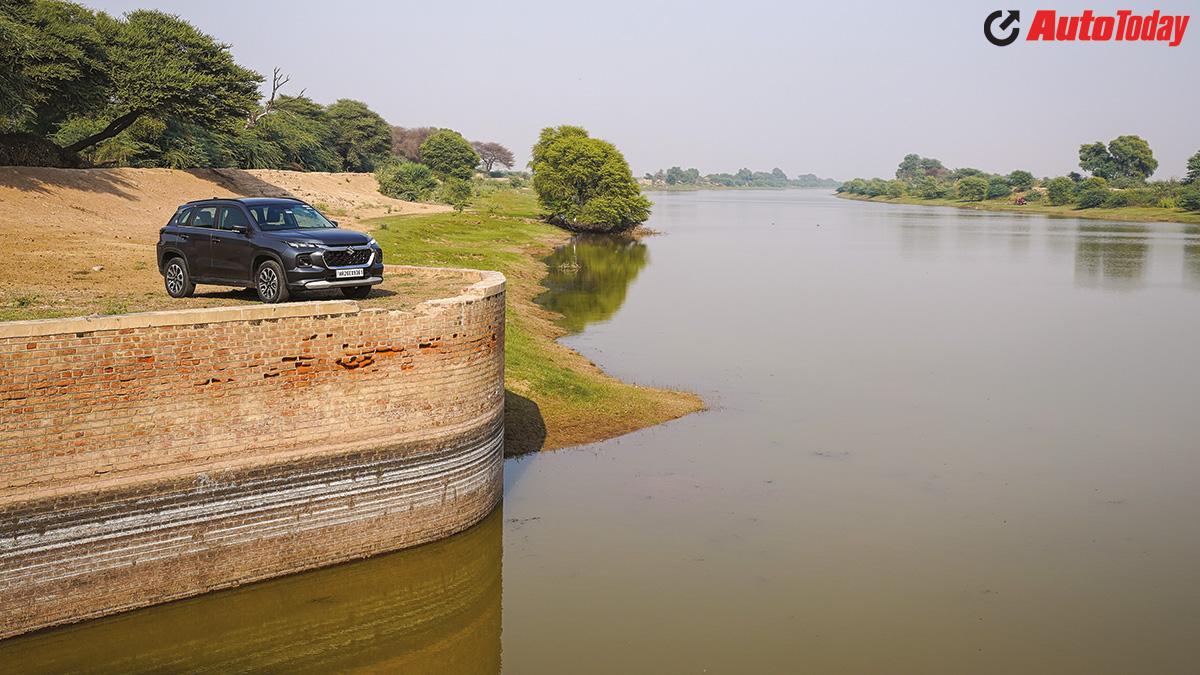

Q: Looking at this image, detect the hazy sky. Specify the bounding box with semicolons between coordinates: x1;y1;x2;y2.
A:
83;0;1197;179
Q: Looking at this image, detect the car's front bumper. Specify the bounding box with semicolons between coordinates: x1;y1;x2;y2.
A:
301;276;384;289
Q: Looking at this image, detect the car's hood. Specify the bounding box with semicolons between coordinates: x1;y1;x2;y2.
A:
267;229;371;246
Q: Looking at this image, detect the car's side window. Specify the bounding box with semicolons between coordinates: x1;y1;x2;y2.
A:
171;207;192;226
219;207;252;231
190;206;218;229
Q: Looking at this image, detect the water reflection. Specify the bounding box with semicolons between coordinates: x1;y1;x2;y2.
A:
0;508;503;674
1074;224;1149;288
535;235;648;333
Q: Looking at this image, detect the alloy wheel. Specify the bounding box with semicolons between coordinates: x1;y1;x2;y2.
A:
166;262;185;295
258;266;279;301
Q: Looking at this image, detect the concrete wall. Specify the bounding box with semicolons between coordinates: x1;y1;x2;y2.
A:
0;266;505;639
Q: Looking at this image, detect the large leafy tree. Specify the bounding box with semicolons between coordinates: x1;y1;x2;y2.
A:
323;99;391;172
1079;135;1158;182
530;125;651;233
61;10;261;154
420;129;478;180
0;0;109;135
241;95;339;171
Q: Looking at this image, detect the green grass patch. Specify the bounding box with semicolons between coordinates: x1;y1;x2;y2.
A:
368;187;703;453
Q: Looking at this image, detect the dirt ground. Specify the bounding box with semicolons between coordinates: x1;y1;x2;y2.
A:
0;167;453;320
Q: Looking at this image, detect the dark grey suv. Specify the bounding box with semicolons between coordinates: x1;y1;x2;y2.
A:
156;197;384;303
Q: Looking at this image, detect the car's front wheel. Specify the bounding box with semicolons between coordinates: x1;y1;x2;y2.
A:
341;285;371;300
163;257;195;298
255;260;289;304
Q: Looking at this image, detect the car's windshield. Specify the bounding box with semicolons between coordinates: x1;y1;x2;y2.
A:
247;203;335;231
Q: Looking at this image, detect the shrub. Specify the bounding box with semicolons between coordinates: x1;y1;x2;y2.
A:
375;161;437;201
1120;188;1157;207
509;175;526;189
956;176;988;201
1102;191;1130;208
1045;176;1075;205
885;180;905;198
1179;187;1200;212
1077;186;1109;209
986;176;1011;199
912;176;951;199
1024;189;1043;202
439;177;474;211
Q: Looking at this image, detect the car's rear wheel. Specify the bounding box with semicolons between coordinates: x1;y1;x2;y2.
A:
163;257;195;298
255;260;289;304
341;285;371;300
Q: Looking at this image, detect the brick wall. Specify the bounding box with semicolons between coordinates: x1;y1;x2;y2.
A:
0;266;505;639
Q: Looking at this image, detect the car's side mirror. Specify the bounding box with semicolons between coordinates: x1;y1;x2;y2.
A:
330;220;339;227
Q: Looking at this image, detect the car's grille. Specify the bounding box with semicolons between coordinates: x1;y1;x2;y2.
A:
324;248;371;267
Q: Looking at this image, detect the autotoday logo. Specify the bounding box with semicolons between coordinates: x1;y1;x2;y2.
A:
984;9;1190;46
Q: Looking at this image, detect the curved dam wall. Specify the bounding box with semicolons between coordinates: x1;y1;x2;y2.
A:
0;266;505;639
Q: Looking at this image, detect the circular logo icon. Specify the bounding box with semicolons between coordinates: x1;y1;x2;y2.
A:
985;10;1021;46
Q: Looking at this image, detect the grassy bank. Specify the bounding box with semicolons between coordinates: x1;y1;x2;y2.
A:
836;192;1200;225
369;188;704;456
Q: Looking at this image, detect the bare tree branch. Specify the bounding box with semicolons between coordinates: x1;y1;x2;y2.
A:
245;67;291;128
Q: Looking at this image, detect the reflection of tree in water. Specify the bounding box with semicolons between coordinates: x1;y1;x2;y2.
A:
1074;225;1148;287
0;509;503;673
536;234;649;333
1184;230;1200;287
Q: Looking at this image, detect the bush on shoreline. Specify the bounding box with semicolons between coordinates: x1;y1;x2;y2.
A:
837;139;1200;213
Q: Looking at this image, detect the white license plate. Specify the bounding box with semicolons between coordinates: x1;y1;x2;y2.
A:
336;268;364;279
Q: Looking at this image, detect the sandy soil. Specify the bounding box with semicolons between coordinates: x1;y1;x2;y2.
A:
0;167;451;318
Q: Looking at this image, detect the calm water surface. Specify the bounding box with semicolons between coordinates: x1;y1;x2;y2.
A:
5;190;1200;673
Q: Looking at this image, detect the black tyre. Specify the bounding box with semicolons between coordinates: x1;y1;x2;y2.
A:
341;285;371;300
163;257;195;298
255;260;290;304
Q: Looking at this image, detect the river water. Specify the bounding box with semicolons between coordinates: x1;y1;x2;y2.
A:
4;190;1200;673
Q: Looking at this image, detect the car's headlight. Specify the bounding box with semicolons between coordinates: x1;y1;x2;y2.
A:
287;241;320;249
368;238;379;248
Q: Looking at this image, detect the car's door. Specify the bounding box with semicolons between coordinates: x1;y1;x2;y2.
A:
178;205;218;279
212;206;255;284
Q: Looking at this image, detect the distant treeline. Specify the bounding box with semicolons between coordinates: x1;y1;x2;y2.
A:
0;0;514;179
838;138;1200;213
644;166;840;189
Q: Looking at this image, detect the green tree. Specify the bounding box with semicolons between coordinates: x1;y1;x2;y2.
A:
530;125;651;233
885;179;905;198
1107;135;1158;181
1045;176;1075;205
419;129;478;180
986;176;1011;199
1179;186;1200;211
956;176;987;201
1007;170;1035;191
1079;135;1157;181
238;95;339;171
375;160;437;201
913;175;950;199
1184;150;1200;185
61;10;260;154
325;99;391;172
0;0;110;135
